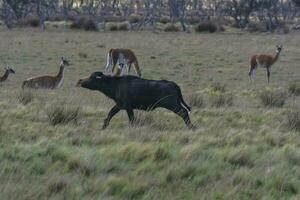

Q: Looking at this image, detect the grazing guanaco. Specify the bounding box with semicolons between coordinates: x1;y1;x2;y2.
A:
249;45;283;84
22;57;70;89
105;48;142;77
0;67;15;83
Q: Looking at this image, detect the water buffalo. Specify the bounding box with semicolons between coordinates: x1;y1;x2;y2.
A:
77;72;194;129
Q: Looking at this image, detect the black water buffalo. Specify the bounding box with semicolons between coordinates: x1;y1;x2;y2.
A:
77;72;194;129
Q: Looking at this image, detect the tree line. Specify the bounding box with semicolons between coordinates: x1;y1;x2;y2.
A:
1;0;300;31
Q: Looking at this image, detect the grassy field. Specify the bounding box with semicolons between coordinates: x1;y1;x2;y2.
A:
1;27;300;200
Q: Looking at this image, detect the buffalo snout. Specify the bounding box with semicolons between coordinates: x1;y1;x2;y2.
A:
76;77;89;87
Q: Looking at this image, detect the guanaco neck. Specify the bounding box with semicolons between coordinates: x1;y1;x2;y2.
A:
55;65;65;87
0;70;9;82
272;51;281;65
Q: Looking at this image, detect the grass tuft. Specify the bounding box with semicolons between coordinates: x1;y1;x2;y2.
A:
47;176;68;195
210;93;234;107
46;103;81;125
259;89;287;108
225;149;254;167
17;89;34;105
287;108;300;131
188;93;205;108
288;81;300;96
68;156;96;176
211;82;226;93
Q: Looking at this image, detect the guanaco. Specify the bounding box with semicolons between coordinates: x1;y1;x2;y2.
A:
249;45;283;84
22;57;70;89
105;48;142;77
0;67;15;83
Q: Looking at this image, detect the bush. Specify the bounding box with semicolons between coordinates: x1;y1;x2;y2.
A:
84;18;98;31
245;22;267;33
158;17;170;24
46;103;81;125
129;15;142;24
70;17;85;29
17;89;34;105
287;108;300;131
195;22;217;33
107;22;129;31
289;81;300;96
70;17;98;31
276;22;290;34
186;16;201;25
210;93;234;108
164;23;180;32
119;22;129;31
259;89;287;108
218;25;226;32
109;24;119;31
19;16;40;27
188;93;205;108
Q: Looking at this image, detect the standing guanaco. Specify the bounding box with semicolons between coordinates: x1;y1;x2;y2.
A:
0;67;15;83
249;45;283;84
22;57;70;89
105;48;142;77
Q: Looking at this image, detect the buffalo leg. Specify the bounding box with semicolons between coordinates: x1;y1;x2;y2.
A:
171;106;195;129
102;105;121;129
126;109;135;126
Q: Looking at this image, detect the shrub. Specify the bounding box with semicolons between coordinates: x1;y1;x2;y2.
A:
287;108;300;131
195;22;217;33
245;22;267;33
129;15;142;24
259;89;287;108
17;89;34;105
186;16;201;25
84;18;98;31
119;22;129;31
276;22;290;34
218;25;226;32
46;103;81;125
188;93;205;108
164;24;180;32
158;17;169;24
70;17;85;29
210;93;234;108
109;24;119;31
289;81;300;96
19;16;40;27
70;17;98;31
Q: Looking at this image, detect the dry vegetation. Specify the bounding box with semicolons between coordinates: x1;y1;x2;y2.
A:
0;25;300;199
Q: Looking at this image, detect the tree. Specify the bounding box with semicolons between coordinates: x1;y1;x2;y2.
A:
225;0;257;28
4;0;32;20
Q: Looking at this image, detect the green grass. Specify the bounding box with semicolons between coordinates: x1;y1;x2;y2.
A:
0;27;300;199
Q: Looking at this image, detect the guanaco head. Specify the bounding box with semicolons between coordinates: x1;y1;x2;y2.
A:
5;66;15;74
60;57;71;67
276;45;283;53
